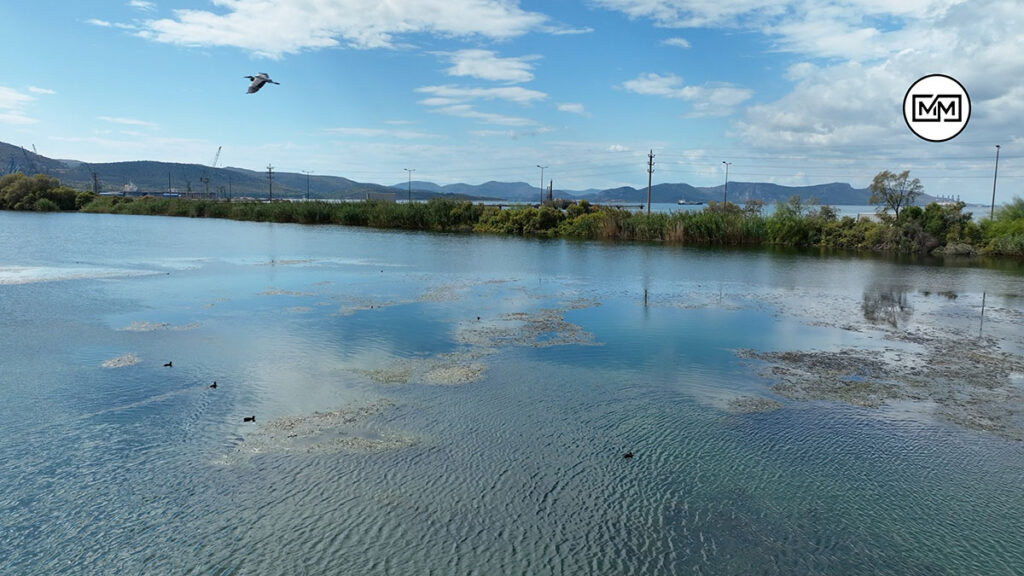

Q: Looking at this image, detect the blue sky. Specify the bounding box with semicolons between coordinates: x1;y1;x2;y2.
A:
1;0;1021;202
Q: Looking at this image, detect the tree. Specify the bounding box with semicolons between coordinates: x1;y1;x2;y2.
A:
869;170;923;219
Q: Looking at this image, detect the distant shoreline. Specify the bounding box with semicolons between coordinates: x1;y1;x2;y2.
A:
1;169;1020;257
65;194;1022;259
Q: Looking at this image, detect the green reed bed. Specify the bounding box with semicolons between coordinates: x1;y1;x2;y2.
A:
71;194;1019;256
4;170;1022;256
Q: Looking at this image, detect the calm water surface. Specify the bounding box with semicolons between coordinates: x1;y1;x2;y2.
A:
1;211;1022;575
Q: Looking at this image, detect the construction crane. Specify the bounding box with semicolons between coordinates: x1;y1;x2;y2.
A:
200;146;221;197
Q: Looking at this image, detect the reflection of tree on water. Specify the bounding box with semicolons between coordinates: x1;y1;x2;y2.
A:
862;287;913;328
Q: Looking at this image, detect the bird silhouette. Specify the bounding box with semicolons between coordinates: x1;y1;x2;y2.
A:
245;73;279;94
163;361;173;367
209;381;217;389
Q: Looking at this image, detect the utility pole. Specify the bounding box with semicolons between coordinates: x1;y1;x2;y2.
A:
990;145;1000;219
267;164;274;202
548;179;553;203
537;165;547;205
722;161;732;204
302;170;313;201
168;172;172;196
647;150;655;215
92;171;100;195
404;168;415;203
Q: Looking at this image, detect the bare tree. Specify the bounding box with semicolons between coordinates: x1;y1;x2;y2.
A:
869;170;923;218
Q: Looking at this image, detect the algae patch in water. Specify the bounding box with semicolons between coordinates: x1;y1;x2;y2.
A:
726;396;784;414
119;321;200;332
355;301;602;388
225;400;415;459
102;353;141;368
739;336;1024;440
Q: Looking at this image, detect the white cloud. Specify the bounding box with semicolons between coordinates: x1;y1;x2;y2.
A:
595;1;965;62
0;86;36;125
439;49;539;84
325;126;435;139
546;25;594;35
431;104;536;127
98;116;160;129
28;86;56;95
138;0;548;57
0;113;36;126
86;18;137;30
734;0;1024;148
620;73;752;116
416;85;547;106
416;83;547;127
592;0;787;28
661;37;691;48
608;144;630;152
557;103;587;115
128;0;156;11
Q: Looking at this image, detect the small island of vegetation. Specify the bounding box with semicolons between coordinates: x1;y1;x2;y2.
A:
2;170;1022;257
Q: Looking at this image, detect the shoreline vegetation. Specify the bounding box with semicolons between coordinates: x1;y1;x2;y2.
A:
3;171;1023;257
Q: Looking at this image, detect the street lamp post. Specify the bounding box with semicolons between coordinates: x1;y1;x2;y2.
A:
404;168;415;203
722;161;732;204
301;170;312;201
990;145;1000;219
537;165;547;205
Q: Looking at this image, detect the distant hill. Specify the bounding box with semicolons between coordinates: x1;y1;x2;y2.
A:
3;140;945;205
0;141;472;200
392;178;883;206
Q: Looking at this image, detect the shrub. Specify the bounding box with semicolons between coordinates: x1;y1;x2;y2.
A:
33;197;60;212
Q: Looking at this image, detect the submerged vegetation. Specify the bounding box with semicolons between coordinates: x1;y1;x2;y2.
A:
3;171;1024;257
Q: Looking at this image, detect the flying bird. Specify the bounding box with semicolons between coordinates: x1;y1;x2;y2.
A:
245;73;279;94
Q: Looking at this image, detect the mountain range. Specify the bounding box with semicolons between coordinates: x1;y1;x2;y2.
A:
2;141;935;205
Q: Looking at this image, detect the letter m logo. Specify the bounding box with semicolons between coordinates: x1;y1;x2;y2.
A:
912;94;962;122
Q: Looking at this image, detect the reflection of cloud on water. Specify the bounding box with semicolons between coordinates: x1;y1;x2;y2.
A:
0;265;160;285
351;302;603;389
259;288;315;297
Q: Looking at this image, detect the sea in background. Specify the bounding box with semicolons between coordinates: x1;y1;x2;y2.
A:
1;210;1022;575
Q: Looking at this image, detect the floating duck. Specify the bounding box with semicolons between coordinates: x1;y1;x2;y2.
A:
245;73;279;94
623;451;634;459
209;381;217;389
163;361;173;367
243;415;255;422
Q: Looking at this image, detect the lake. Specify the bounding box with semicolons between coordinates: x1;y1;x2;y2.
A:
1;210;1022;575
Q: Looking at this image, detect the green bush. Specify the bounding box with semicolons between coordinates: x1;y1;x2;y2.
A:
33;197;60;212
